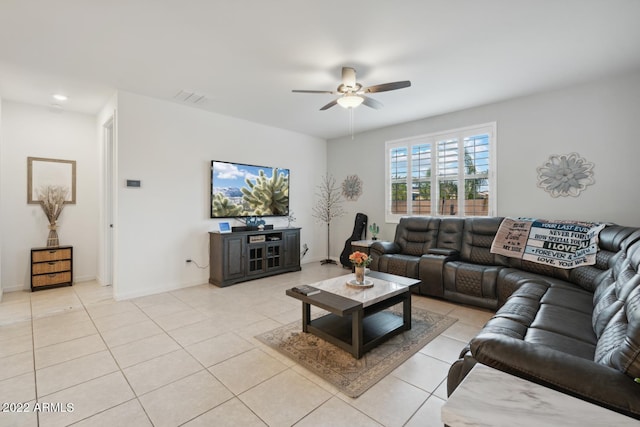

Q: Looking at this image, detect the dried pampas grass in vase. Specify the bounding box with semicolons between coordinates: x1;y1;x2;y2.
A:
37;185;69;247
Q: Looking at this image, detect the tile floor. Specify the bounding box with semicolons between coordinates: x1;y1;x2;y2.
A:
0;263;494;427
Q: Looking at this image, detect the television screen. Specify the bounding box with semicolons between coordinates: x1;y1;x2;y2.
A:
210;160;290;218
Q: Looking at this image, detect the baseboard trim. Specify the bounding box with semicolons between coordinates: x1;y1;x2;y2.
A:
114;278;209;301
302;256;340;265
2;284;27;293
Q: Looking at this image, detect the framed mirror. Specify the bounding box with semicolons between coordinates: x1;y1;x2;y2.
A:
27;157;76;204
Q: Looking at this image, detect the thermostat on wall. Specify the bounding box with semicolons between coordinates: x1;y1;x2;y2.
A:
126;179;141;188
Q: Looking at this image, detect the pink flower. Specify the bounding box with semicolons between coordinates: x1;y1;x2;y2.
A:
349;251;372;267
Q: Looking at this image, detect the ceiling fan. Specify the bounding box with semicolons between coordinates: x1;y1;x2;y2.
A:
292;67;411;111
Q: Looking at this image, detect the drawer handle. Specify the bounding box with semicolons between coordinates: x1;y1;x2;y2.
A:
48;274;57;277
48;250;57;254
48;262;56;265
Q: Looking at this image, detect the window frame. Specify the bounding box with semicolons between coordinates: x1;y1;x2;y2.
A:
385;122;497;223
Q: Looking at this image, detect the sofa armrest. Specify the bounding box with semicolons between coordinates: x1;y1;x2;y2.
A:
370;241;400;256
417;252;460;297
428;248;459;257
470;333;640;419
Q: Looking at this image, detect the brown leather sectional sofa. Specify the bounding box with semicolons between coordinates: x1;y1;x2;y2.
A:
370;216;640;419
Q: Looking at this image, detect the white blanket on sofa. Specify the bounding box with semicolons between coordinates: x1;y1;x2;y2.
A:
490;218;606;269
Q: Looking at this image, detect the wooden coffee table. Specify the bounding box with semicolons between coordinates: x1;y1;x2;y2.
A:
286;271;420;359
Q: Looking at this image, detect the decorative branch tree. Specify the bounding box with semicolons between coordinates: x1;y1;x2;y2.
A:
312;174;345;265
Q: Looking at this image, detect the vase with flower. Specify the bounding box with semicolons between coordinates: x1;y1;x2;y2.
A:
349;250;372;285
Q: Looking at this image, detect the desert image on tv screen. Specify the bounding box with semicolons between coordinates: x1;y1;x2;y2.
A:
211;161;289;218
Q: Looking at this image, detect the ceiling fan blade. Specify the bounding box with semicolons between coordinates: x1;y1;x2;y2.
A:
362;96;383;110
320;99;338;110
342;67;357;89
292;90;335;94
363;80;411;93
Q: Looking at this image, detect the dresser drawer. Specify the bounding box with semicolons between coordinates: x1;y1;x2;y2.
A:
32;260;71;275
30;246;73;291
32;271;72;287
32;248;72;263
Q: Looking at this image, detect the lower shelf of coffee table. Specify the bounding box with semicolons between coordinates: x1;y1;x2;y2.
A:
307;311;405;354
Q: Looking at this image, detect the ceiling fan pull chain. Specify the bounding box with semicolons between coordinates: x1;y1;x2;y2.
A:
350;108;355;140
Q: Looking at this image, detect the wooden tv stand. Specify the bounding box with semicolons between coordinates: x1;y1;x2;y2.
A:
209;227;301;287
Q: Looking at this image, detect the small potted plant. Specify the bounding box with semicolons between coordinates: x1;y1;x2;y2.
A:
369;222;380;240
349;250;372;284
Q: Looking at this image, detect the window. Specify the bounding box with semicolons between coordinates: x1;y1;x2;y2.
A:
385;123;496;222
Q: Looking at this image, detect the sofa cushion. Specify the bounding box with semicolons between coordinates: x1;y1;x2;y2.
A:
497;270;541;304
394;217;440;256
480;316;529;340
460;217;508;265
375;254;420;279
443;262;504;310
490;294;541;325
444;262;501;297
595;308;628;366
490;282;597;357
592;241;640;337
497;268;593;313
507;258;571;282
571;227;640;292
435;218;464;250
592;273;639;338
525;329;596;360
594;290;640;381
617;288;640;378
594;271;640;379
592;285;623;338
540;287;593;315
530;305;596;344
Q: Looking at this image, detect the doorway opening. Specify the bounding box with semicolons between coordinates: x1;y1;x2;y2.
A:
103;116;115;287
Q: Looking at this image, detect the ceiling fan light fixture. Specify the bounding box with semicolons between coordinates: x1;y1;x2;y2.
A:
337;94;364;109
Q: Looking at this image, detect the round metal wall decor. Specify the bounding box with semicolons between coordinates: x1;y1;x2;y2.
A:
341;174;363;201
536;152;594;198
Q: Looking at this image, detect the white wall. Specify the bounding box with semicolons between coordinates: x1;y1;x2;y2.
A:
112;91;327;300
0;101;99;291
327;71;640;257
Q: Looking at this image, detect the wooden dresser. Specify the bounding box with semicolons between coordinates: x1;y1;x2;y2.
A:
31;246;73;291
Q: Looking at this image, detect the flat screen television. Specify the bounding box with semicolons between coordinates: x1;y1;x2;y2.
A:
210;160;290;218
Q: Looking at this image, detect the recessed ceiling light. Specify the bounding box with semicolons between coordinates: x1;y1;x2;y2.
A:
52;94;68;101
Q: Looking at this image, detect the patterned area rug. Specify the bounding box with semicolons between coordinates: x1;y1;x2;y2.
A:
256;307;457;397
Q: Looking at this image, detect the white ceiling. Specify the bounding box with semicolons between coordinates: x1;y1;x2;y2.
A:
1;0;639;140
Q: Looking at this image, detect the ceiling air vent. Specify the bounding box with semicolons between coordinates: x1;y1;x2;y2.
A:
173;90;207;104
